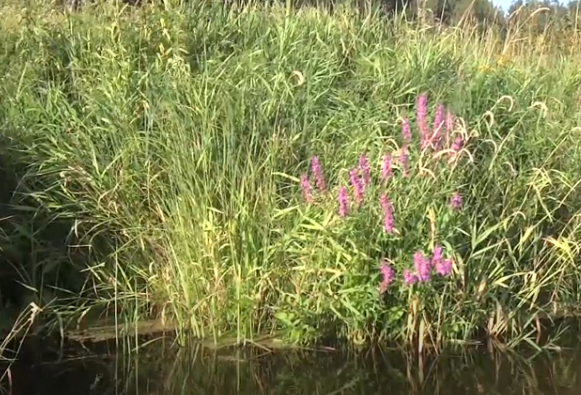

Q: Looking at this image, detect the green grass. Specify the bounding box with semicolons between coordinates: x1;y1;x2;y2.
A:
1;0;581;349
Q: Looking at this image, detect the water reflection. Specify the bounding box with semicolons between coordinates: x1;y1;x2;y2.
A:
3;337;581;395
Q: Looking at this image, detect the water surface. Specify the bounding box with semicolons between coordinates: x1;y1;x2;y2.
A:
3;335;581;395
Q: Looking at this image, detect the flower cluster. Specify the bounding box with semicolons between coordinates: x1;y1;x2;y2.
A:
391;246;453;289
298;94;466;294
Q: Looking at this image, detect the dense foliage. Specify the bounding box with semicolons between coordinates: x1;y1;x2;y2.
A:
1;0;581;348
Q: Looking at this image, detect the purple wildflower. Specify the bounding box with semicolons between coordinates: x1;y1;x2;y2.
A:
337;186;349;218
379;259;395;294
399;148;409;177
403;269;418;286
349;168;364;205
402;118;412;147
381;154;391;183
414;251;431;282
300;174;313;203
450;192;462;210
380;194;394;233
432;104;445;149
311;156;325;191
445;110;454;148
431;245;443;268
417;94;428;149
435;258;453;277
446;111;454;134
359;154;371;188
451;136;463;152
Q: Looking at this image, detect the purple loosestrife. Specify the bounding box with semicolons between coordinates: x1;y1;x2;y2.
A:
448;135;463;163
417;94;428;149
350;168;364;205
381;154;392;183
380;194;394;233
359;154;371;188
399;148;410;177
445;110;454;148
311;156;325;191
446;111;454;134
403;269;418;286
432;104;445;149
450;192;462;210
451;136;463;152
414;251;431;282
431;245;443;268
431;245;453;276
435;258;453;277
300;174;313;203
379;259;395;294
337;186;349;218
402;118;412;147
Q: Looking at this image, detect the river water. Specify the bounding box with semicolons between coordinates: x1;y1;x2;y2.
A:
3;334;581;395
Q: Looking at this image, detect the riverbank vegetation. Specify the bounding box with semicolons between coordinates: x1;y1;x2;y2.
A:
1;0;581;349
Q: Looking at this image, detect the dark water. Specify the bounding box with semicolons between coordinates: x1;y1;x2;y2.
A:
2;335;581;395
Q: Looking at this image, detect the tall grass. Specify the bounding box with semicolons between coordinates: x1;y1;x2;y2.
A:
1;0;581;348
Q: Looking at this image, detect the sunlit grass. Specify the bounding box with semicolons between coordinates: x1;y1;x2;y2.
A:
1;0;581;349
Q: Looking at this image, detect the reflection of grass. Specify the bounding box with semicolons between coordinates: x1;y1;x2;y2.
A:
0;303;41;393
1;0;581;349
107;339;581;395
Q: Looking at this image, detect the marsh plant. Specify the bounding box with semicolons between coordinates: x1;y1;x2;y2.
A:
282;95;476;345
298;96;463;290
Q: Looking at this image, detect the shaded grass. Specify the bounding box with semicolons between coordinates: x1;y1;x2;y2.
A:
0;0;581;349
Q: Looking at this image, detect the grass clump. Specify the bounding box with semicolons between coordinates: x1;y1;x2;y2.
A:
1;0;581;349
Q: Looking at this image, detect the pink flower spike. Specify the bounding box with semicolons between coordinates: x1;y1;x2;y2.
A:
337;186;349;218
349;168;364;205
402;118;412;147
450;192;462;210
414;251;431;283
435;258;453;277
359;154;371;188
417;94;428;149
300;174;313;203
311;156;325;191
381;154;392;183
403;269;418;286
380;194;394;233
399;148;409;178
431;245;443;268
451;136;463;152
446;110;454;133
432;104;445;150
379;259;395;294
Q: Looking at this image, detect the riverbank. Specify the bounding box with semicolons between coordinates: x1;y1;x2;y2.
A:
1;0;581;348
